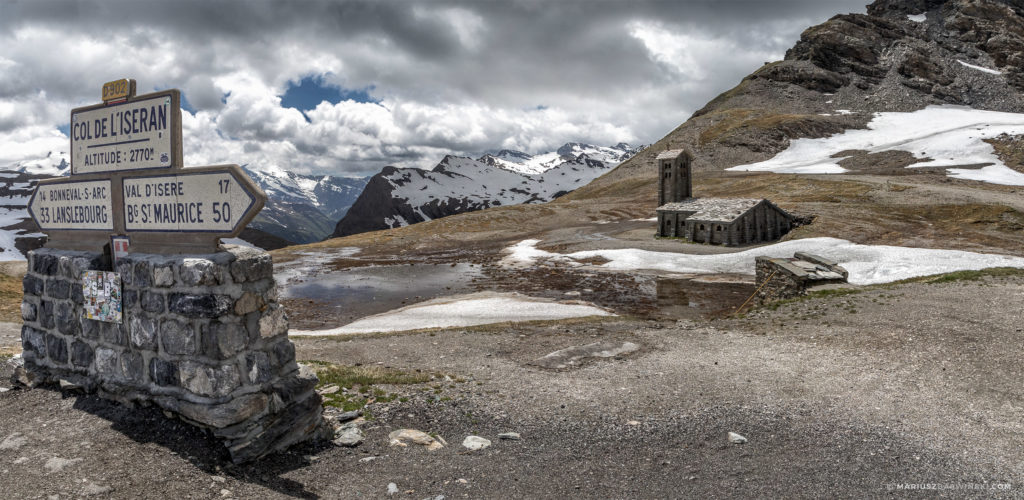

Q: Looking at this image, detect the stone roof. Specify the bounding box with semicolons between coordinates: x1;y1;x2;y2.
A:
655;149;687;160
656;198;764;223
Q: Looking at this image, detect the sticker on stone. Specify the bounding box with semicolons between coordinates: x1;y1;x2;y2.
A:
82;270;123;323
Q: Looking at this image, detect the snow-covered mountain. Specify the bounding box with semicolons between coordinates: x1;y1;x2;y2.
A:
242;166;368;244
0;169;54;260
332;142;643;237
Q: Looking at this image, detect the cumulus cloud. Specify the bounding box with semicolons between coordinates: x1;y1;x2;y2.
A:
0;0;867;175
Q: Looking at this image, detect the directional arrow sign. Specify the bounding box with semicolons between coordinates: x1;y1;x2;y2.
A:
28;178;115;231
122;165;264;234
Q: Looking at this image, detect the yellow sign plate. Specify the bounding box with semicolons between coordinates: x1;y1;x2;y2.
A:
101;79;135;102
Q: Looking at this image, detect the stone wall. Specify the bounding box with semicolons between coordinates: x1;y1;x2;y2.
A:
18;245;324;463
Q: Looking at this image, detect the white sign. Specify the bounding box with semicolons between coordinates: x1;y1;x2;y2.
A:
123;170;257;232
71;94;175;174
29;180;114;231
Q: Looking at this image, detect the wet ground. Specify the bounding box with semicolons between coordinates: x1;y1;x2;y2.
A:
277;251;757;331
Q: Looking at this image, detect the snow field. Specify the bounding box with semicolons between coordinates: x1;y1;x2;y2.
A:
289;292;614;336
502;237;1024;285
727;105;1024;185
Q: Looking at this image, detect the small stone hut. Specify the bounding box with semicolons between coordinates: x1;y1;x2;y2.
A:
656;198;794;246
755;252;849;301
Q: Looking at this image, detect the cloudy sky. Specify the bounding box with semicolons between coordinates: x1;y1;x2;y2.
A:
0;0;868;177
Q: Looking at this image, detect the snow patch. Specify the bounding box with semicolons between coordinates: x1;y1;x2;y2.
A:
728;105;1024;185
957;60;1001;75
907;13;926;22
219;237;263;250
502;238;1024;286
289;292;614;335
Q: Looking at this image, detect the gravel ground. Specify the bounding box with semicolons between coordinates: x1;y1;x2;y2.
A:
1;274;1021;498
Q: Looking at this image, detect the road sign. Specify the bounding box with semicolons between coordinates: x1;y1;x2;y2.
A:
123;166;262;234
28;179;114;231
70;89;182;175
32;81;265;254
102;78;136;102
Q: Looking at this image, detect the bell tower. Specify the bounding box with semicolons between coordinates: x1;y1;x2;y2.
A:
657;149;692;205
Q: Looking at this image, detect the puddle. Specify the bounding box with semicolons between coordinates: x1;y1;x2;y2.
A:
278;262;484;330
653;278;755;320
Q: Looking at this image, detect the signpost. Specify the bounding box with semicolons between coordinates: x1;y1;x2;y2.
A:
70;89;182;174
28;80;266;254
28;179;114;231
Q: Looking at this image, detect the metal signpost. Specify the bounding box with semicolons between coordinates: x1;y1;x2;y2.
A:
28;79;266;254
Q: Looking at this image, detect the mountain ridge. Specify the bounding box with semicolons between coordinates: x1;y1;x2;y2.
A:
331;142;643;238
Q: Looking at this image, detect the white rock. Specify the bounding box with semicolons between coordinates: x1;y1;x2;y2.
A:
728;432;747;444
44;457;82;473
0;433;27;451
388;429;445;451
387;483;399;495
462;436;491;451
333;423;364;447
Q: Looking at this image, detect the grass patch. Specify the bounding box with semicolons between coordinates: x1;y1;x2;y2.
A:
304;361;437;412
890;267;1024;285
759;287;862;311
0;274;23;323
890;204;1024;232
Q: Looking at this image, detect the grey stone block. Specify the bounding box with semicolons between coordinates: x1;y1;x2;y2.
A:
229;249;272;283
245;351;272;384
178;393;268;428
123;289;137;310
46;334;68;364
39;300;55;329
32;252;57;275
58;255;93;281
245;312;260;342
258;306;288;339
115;260;134;286
181;258;217;286
99;321;127;346
129;315;157;350
133;260;153;288
81;317;99;340
153;265;175;287
21;325;46;360
71;340;94;368
234;292;264;316
140;291;166;313
161;319;196;356
271;340;296;369
71;282;84;305
120;351;144;382
150;358;179;387
203;321;248;359
21;301;36;322
55;303;79;336
179;361;240;397
168;293;232;318
95;347;119;375
23;274;44;296
45;278;71;300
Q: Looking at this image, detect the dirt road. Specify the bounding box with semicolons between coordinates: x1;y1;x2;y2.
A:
1;273;1020;498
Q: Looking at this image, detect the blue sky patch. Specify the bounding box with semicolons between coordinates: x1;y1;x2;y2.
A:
281;75;377;112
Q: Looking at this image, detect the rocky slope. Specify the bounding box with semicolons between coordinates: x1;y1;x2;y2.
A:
243;166;368;244
576;0;1024;202
332;143;641;237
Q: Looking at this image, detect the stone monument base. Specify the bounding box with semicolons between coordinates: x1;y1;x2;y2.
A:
17;245;325;463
